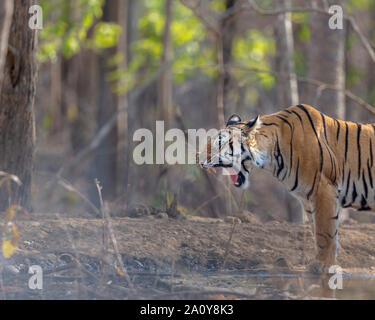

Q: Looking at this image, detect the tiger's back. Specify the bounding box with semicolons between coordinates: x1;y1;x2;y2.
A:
264;104;375;212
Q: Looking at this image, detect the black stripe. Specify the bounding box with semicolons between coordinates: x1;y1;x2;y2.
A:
241;159;249;173
282;109;292;114
345;122;349;161
307;171;318;200
335;119;340;141
276;115;292;128
291;159;299;191
323;139;335;182
291;110;304;127
262;122;279;127
367;159;373;188
320;113;328;142
362;170;368;198
357;124;362;179
370;138;373;167
352;182;358;203
321;114;336;182
296;105;323;173
341;169;351;206
276;115;294;176
218;134;222;166
274;136;284;178
229;140;234;156
331;211;339;220
359;195;371;211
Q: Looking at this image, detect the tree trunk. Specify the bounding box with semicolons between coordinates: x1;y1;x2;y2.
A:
274;0;299;108
0;0;38;211
157;0;173;126
221;0;237;117
0;0;14;94
274;0;302;223
70;51;98;154
92;0;120;202
307;0;346;119
116;0;134;199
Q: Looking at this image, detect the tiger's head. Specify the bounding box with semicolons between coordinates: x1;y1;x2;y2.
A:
198;114;272;189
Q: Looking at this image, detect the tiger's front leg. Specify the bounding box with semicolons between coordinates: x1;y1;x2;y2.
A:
310;176;339;272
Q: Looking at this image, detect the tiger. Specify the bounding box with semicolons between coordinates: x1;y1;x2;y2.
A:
199;104;375;273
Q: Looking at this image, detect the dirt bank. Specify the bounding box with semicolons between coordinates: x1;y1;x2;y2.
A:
2;214;375;299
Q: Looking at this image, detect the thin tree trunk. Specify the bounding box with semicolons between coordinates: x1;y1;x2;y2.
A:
157;0;173;126
307;0;346;118
218;0;238;215
92;0;120;202
216;37;225;128
49;58;63;133
116;0;130;197
0;0;38;211
70;51;98;154
274;0;301;223
274;0;299;107
221;0;237;117
0;0;14;95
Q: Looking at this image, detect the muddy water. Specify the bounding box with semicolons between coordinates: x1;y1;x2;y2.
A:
171;272;375;299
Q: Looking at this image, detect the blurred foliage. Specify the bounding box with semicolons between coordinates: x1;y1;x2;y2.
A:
292;13;310;43
38;0;277;98
232;29;276;90
347;0;375;13
111;0;209;95
38;0;120;62
1;205;28;259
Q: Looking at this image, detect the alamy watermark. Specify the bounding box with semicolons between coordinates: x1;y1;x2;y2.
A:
132;121;243;175
328;5;344;30
28;5;43;30
28;265;43;290
328;265;343;290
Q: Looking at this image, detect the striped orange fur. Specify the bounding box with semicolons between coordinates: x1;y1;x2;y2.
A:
200;104;375;271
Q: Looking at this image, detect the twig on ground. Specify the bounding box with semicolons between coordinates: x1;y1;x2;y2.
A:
194;193;222;215
152;288;255;299
95;180;134;289
57;178;100;216
222;220;237;269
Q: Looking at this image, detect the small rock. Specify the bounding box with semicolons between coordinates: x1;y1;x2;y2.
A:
234;211;259;224
187;216;223;224
224;216;242;224
156;212;169;220
342;218;358;225
274;257;292;270
3;265;20;275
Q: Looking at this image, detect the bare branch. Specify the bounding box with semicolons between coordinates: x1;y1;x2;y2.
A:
231;65;375;116
174;63;375;116
180;0;220;35
247;0;375;64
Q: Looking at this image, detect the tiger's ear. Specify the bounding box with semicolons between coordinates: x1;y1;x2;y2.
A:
226;114;241;126
246;115;260;129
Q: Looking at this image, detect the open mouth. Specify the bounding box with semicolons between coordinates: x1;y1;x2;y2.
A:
223;168;245;187
200;161;248;188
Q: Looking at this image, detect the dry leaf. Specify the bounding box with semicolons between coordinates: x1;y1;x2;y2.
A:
2;240;15;259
